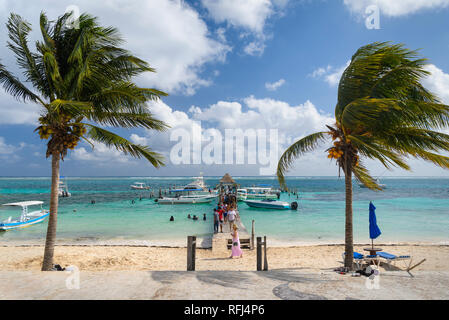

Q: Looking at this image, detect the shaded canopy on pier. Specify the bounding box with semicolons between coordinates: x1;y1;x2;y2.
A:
220;173;236;184
217;173;239;195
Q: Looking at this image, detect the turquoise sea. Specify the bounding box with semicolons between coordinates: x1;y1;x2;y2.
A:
1;177;449;245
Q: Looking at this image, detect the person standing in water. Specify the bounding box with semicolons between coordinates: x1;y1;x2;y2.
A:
230;224;243;259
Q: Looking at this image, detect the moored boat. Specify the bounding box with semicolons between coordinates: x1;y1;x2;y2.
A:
131;182;150;190
244;199;298;210
245;187;279;200
58;179;71;197
237;188;248;201
156;194;217;204
0;201;49;231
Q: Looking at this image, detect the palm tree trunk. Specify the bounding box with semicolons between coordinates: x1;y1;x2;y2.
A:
41;151;60;271
344;155;354;270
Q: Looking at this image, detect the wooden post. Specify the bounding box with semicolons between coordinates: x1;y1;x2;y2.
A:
256;237;262;271
251;220;255;250
263;236;268;271
187;236;196;271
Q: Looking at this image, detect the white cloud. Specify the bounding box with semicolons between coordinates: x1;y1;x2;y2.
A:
0;0;230;96
0;90;40;125
202;0;288;55
0;136;24;161
310;61;350;87
202;0;274;33
343;0;449;17
71;142;131;164
265;78;286;91
422;64;449;104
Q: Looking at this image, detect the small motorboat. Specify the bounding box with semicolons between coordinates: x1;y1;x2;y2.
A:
0;201;49;231
156;194;217;204
131;182;150;190
244;199;298;210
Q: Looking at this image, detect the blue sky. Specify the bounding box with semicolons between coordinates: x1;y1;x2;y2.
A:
1;0;449;177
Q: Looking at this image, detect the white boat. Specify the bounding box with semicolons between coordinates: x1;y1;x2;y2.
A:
0;201;49;231
156;175;216;204
58;180;71;197
245;187;279;200
244;199;298;210
183;173;208;191
131;182;150;190
359;178;386;189
237;189;248;201
156;194;217;204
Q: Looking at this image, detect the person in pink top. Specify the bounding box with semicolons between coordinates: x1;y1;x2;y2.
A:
230;224;243;259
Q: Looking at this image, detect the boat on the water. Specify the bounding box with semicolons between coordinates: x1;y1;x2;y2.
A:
182;174;209;191
58;179;71;197
156;193;217;204
156;175;216;204
237;188;248;201
245;187;280;200
244;199;298;210
0;201;49;231
359;178;386;189
131;182;150;190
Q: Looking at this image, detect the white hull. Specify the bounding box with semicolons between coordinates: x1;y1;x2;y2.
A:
0;210;49;231
244;200;291;210
246;194;278;200
131;186;150;190
157;195;216;204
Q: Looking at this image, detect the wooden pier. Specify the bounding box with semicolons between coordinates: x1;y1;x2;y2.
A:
212;173;251;252
212;214;251;252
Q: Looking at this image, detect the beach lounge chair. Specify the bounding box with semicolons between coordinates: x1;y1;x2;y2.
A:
363;254;381;268
342;252;365;270
377;251;412;270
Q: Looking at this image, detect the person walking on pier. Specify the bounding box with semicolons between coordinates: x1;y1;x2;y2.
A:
213;209;219;233
227;206;236;232
230;224;243;259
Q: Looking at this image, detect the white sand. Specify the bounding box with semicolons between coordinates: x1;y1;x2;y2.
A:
1;244;447;272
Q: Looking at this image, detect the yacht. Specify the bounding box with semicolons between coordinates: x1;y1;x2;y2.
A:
156;175;216;204
58;180;71;197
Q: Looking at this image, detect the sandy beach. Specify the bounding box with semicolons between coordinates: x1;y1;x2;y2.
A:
1;243;448;272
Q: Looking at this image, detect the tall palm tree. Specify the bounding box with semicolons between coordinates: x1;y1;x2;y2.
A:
277;42;449;269
0;12;169;271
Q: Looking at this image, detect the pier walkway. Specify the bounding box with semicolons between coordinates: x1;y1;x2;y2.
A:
211;204;251;252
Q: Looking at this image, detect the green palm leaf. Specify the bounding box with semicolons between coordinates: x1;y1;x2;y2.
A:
277;132;328;188
86;124;165;168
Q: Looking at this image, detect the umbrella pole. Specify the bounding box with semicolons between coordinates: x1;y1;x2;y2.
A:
371;239;373;250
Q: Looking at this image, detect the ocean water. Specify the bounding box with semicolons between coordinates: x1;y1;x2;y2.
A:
0;177;448;245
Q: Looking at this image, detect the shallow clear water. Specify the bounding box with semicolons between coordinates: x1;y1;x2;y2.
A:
0;177;448;244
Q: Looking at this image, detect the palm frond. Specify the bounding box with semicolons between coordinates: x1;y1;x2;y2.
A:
85;124;165;168
0;61;42;103
277;132;328;189
352;162;382;191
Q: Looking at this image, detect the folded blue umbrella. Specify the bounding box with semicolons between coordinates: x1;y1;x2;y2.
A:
369;202;381;240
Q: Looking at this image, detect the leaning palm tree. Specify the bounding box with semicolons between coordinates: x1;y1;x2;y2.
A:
277;42;449;269
0;12;168;270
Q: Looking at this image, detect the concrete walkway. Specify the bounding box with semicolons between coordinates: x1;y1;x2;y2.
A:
1;270;448;300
